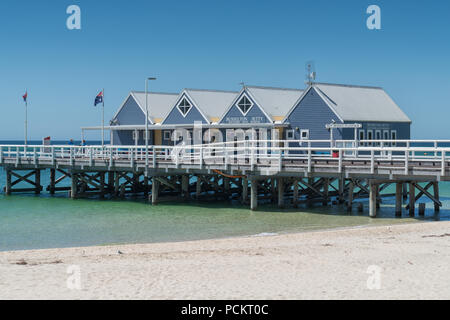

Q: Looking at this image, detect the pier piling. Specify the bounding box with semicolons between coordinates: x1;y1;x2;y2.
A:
250;179;258;211
278;178;284;208
395;183;403;216
369;182;378;218
433;182;440;212
409;182;415;216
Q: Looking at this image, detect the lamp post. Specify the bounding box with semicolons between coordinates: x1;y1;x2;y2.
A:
145;77;157;175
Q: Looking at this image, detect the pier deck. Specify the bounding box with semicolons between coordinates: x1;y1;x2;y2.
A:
1;139;449;217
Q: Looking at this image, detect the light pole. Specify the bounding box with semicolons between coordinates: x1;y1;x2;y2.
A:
145;77;157;175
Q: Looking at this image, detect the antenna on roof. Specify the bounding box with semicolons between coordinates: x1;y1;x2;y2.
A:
239;81;246;89
305;61;316;86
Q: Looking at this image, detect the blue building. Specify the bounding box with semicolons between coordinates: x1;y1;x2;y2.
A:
82;82;411;146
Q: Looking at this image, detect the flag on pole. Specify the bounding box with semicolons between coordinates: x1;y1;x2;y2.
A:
94;90;104;106
22;91;28;103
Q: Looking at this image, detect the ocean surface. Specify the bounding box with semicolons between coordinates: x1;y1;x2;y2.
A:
1;140;450;252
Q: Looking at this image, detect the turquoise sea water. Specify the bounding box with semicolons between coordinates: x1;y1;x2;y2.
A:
1;141;450;251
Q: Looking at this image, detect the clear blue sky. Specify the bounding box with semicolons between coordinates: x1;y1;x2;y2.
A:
0;0;449;140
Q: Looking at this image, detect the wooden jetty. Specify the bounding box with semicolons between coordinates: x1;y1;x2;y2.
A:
1;139;448;218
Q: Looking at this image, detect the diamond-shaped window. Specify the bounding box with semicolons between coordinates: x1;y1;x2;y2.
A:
236;95;253;115
177;98;191;116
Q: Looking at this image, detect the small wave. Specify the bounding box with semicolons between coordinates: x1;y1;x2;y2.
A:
251;232;279;237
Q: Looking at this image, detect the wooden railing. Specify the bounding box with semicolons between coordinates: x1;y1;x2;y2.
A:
0;140;449;176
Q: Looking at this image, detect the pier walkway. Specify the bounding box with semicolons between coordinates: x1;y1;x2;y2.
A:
1;139;449;217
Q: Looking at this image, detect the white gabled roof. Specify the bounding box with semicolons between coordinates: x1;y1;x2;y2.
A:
184;89;239;122
314;83;411;123
246;86;304;119
131;91;179;123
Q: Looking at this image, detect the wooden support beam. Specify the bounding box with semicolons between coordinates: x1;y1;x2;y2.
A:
151;177;159;205
49;169;56;195
405;182;433;210
11;171;36;187
250;179;258;211
347;180;354;212
182;175;189;199
395;183;402;217
196;175;201;199
99;172;105;198
5;169;11;195
108;172;114;194
412;182;442;208
143;175;149;197
338;178;345;203
322;178;329;206
403;183;408;200
35;170;41;195
71;173;78;199
433;182;440;212
271;178;276;203
419;203;426;216
114;172;120;197
155;177;178;191
278;178;284;209
242;177;248;204
409;182;415;216
293;180;299;208
369;182;378;218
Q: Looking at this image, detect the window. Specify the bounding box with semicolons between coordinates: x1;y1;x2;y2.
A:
163;130;171;140
132;130;139;141
383;130;389;140
300;129;309;140
375;130;381;146
236;95;253;115
359;130;365;141
286;129;295;140
391;130;397;146
367;130;373;146
177;98;191;116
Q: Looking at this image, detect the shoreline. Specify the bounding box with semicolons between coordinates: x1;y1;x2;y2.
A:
1;220;450;299
0;217;419;254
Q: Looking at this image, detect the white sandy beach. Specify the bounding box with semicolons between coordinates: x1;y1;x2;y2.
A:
1;221;450;300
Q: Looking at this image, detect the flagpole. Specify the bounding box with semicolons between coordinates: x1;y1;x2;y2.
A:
25;89;28;149
102;88;104;148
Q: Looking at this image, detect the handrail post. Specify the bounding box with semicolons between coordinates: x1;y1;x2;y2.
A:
307;148;312;173
152;146;156;168
250;141;255;171
52;147;56;166
199;146;203;169
89;148;93;167
109;147;113;168
0;146;3;164
278;146;282;172
370;150;375;174
441;149;446;176
434;141;438;158
70;147;74;166
338;148;343;173
404;149;409;175
33;147;37;165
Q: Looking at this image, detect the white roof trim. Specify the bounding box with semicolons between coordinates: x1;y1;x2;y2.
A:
111;93;153;125
312;86;345;123
244;88;274;123
217;87;273;124
161;90;210;125
282;85;344;123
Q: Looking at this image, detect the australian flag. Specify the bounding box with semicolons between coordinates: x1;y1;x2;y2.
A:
94;90;103;106
22;91;27;103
